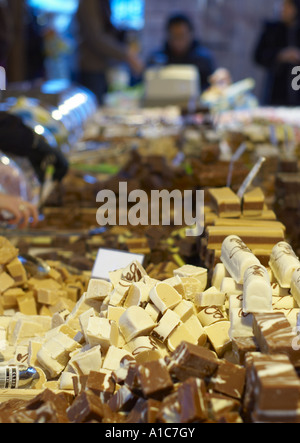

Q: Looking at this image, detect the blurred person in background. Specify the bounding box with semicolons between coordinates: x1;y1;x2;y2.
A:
0;0;12;68
254;0;300;106
76;0;144;104
148;13;216;91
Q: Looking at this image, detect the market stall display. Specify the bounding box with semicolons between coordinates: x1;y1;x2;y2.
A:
1;80;300;424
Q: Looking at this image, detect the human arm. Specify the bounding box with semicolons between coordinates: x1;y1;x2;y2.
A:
0;194;39;228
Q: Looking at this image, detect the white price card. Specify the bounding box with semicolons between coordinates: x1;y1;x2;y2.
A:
92;248;145;281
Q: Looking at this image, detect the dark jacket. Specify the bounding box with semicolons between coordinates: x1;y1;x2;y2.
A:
76;0;127;73
0;0;12;67
148;40;215;91
254;21;300;106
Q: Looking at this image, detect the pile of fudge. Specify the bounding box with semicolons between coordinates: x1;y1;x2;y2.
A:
1;230;300;423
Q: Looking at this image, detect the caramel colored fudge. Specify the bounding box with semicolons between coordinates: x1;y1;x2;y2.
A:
242;187;265;217
208;187;241;218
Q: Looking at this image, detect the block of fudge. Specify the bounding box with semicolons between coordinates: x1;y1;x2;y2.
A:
208;187;241;218
207;225;285;251
206;392;241;422
178;377;208;423
67;390;114;423
244;353;300;423
155;391;181;423
231;337;259;365
167;341;220;381
126;397;161;423
108;385;138;413
253;312;300;366
136;359;173;400
242;187;265;217
208;360;246;400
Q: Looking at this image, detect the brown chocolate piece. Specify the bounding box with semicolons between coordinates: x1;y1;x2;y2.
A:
67;391;112;423
126;397;161;423
108;385;138;413
178;377;208;423
27;389;71;424
209;361;246;400
167;341;220;381
137;359;173;400
86;371;116;402
124;363;141;394
206;392;241;422
0;399;28;423
232;337;259;365
253;312;300;366
72;375;88;396
244;353;300;423
156;392;181;423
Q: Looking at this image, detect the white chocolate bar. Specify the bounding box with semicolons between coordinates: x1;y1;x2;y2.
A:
173;265;207;291
195;287;226;308
149;282;182;314
243;265;272;314
220;277;243;296
163;276;185;296
167;323;198;352
60;371;76;390
272;296;297;310
119;306;156;343
291;267;300;307
212;263;230;291
70;345;102;375
123;280;152;308
86;279;113;300
102;345;132;371
151;309;181;342
221;235;261;284
269;242;300;288
124;335;160;356
144;303;160;322
86;317;119;350
197;306;227;327
229;308;253;339
204;321;231;357
184;314;207;346
172;300;194;322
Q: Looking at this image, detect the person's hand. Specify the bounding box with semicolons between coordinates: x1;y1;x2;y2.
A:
277;47;300;64
0;194;39;229
127;49;144;76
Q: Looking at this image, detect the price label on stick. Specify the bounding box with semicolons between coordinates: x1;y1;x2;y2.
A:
226;143;247;188
237;156;266;200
